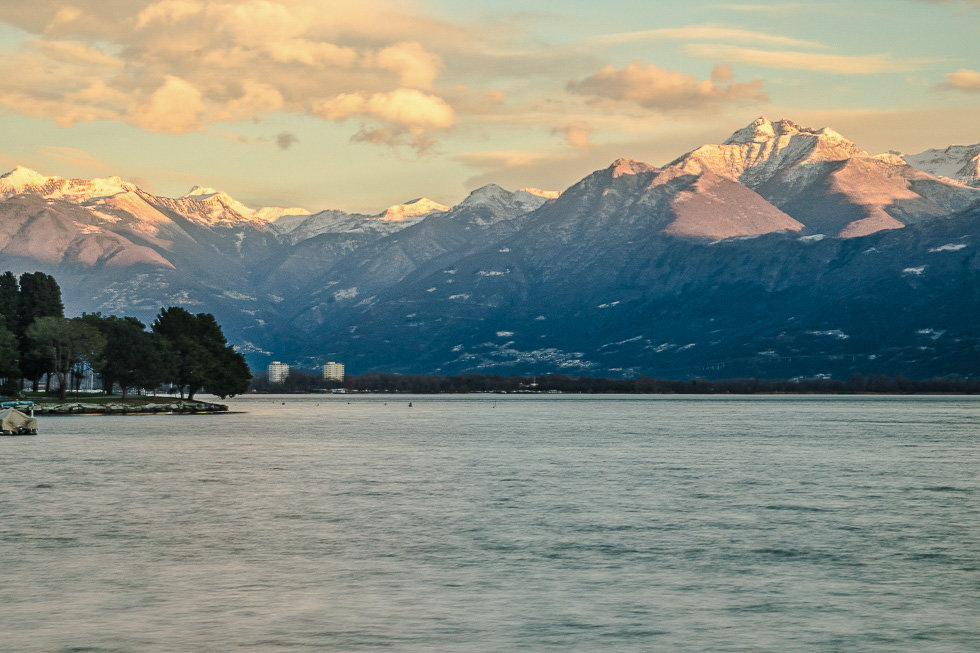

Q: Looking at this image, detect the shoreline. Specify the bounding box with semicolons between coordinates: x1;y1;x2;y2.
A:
32;400;229;416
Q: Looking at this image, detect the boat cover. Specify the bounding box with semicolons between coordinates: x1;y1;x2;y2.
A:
0;408;37;433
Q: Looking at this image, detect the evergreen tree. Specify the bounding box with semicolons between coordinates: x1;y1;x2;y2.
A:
0;317;20;395
17;272;64;390
152;307;250;400
0;271;19;332
82;313;173;398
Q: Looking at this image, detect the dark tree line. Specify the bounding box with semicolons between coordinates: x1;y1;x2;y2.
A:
0;271;251;399
251;371;980;395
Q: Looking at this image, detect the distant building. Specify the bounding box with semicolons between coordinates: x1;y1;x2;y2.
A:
268;361;289;383
322;361;345;382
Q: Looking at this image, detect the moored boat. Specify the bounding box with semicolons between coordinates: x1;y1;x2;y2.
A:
0;401;38;435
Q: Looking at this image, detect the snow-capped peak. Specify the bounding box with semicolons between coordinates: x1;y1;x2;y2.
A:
182;186;223;200
518;187;560;199
456;184;553;217
724;116;776;144
0;166;138;202
609;158;658;178
900;143;980;187
670;117;867;185
379;197;449;222
1;165;52;189
253;206;310;222
460;184;512;206
724;117;852;147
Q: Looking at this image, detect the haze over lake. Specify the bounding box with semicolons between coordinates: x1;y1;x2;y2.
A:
1;395;977;651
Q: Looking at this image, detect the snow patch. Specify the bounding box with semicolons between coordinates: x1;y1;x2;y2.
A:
929;243;967;252
222;290;256;301
806;329;850;339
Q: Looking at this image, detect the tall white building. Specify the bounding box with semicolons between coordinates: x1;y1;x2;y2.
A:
322;362;345;382
268;361;289;383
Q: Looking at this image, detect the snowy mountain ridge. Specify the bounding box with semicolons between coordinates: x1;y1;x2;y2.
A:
900;144;980;187
0;116;977;379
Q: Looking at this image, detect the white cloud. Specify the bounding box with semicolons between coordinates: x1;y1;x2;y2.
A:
315;88;454;129
129;75;206;134
0;0;459;148
372;41;443;89
567;61;768;112
937;68;980;91
686;44;938;74
590;24;825;49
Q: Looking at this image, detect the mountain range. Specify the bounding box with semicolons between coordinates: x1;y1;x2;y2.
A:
0;117;977;379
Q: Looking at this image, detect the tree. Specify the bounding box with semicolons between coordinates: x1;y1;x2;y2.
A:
17;272;64;391
152;307;250;400
0;271;18;332
0;317;20;395
82;313;173;398
27;317;105;399
205;345;252;398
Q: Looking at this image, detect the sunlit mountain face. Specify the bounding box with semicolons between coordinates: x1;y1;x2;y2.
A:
0;118;977;378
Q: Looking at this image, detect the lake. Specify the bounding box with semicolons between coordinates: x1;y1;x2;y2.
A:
1;395;977;651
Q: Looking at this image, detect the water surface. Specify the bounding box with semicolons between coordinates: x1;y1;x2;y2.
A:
1;395;977;651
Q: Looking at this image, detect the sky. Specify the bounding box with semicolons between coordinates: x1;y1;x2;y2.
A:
0;0;977;213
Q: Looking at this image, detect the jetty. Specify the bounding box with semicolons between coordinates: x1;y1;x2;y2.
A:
32;400;228;416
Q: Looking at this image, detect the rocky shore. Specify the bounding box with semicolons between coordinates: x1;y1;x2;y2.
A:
33;400;228;415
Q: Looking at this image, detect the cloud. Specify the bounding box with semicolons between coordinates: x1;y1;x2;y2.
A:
685;44;938;74
314;88;454;152
913;0;980;6
372;41;443;89
711;64;735;83
590;24;825;49
39;146;114;173
455;149;560;171
717;2;812;11
276;132;299;149
314;88;455;129
129;75;206;133
0;0;462;149
213;80;285;122
936;68;980;91
554;121;593;150
567;62;768;113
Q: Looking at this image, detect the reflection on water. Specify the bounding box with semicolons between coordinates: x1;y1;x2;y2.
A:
1;395;977;651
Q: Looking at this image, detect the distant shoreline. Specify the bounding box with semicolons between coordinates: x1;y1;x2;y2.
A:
249;372;980;396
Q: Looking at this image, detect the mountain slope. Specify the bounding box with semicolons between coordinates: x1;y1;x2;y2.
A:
1;117;977;379
668;117;980;237
901;144;980;188
296;201;978;378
